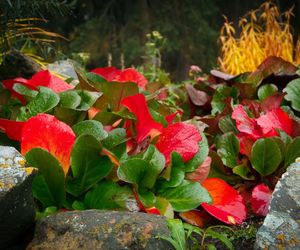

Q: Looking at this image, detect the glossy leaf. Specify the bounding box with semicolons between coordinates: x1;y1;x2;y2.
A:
13;83;38;98
202;178;246;225
232;165;255;180
67;135;112;196
21;114;76;175
185;132;209;172
158;180;211;212
155;122;202;163
72;120;108;141
76;90;101;110
186;156;212;184
218;115;239;134
211;86;239;115
94;81;139;111
90;67;121;81
0;119;24;141
251;184;272;216
59;91;81;109
118;158;162;189
17;87;60;121
283;79;300;111
217;132;240;168
250;138;282;176
121;94;163;143
26;148;65;208
114;68;148;90
284;137;300;167
256;108;293;136
257;84;278;101
84;180;132;209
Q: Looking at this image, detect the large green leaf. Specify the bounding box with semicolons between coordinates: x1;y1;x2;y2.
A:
84;180;132;209
158;152;185;188
17;87;60;121
76;90;101;110
283;79;300;111
13;83;38;98
284;137;300;167
93;81;139;111
26;148;65;208
158;180;211;212
250;138;282;176
257;84;278;101
59;90;81;109
66;135;112;196
72;120;108;141
185;132;209;172
211;86;239;115
217;132;240;168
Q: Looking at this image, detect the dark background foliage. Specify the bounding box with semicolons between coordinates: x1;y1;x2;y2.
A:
2;0;300;80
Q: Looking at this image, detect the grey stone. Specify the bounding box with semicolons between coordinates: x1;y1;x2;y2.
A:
28;210;173;250
255;163;300;250
47;60;79;80
0;146;37;249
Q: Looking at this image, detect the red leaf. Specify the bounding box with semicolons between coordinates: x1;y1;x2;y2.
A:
28;70;74;93
90;66;121;82
165;110;183;125
179;210;206;228
186;156;211;183
256;108;293;136
88;107;100;119
201;178;247;225
145;207;161;215
232;105;262;139
155;123;202;163
121;94;163;144
113;68;148;90
2;78;30;104
21;114;76;175
0;119;24;141
237;133;255;158
251;184;272;216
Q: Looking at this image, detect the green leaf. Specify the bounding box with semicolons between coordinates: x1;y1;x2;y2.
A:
232;165;255;180
217;132;239;168
155;197;174;218
102;128;127;149
72;201;86;210
158;152;184;188
72;120;108;141
76;90;101;110
35;206;57;220
137;188;156;207
12;83;38;98
250;138;282;176
211;86;239;115
161;219;186;250
257;84;278;101
284;79;300;111
185;132;209;172
158;180;211;212
84;180;132;209
218;115;239;134
118;156;163;189
54;107;86;126
17;87;60;121
66;135;112;196
93;81;139;111
59;90;81;109
93;111;120;126
284;137;300;167
26;148;65;208
205;228;233;250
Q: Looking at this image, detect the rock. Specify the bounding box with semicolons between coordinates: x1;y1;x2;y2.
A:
28;210;173;250
255;163;300;250
47;60;79;80
0;146;36;249
0;50;41;80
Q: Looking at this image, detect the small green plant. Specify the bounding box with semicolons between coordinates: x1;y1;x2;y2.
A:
160;219;234;250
